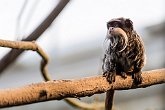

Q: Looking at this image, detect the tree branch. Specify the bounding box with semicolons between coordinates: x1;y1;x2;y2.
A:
0;0;70;74
0;38;104;109
0;39;50;81
0;68;164;108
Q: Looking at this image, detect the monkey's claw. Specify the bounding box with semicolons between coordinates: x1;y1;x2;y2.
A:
103;71;116;83
103;71;108;77
120;72;127;79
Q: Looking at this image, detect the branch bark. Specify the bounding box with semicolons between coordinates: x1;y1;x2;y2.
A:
0;68;164;108
0;0;70;74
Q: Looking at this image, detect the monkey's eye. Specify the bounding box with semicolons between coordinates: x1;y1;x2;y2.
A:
107;21;122;29
112;21;120;27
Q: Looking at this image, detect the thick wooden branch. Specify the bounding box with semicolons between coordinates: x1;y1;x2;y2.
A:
0;68;164;108
0;38;101;109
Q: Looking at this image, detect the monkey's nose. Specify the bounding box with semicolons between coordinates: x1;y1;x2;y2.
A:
109;27;114;34
109;27;114;30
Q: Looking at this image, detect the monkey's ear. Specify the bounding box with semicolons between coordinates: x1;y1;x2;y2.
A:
125;19;133;30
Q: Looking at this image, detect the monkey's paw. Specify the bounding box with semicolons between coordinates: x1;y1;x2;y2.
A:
103;71;116;83
120;72;127;79
133;72;142;84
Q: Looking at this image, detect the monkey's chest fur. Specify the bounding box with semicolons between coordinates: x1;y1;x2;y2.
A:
103;32;145;80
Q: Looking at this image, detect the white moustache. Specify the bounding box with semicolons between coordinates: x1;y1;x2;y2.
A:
106;27;128;52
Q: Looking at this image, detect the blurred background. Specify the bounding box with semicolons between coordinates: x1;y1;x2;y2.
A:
0;0;164;110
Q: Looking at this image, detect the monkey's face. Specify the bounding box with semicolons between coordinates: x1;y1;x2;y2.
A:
105;17;134;52
107;17;133;32
106;17;133;38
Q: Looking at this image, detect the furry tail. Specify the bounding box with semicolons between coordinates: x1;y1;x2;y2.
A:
105;90;115;110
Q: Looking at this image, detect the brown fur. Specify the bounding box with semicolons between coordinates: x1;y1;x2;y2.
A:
103;17;145;83
102;17;146;110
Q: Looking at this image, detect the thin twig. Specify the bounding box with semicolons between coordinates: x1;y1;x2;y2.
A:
0;39;51;80
15;0;29;39
0;68;164;108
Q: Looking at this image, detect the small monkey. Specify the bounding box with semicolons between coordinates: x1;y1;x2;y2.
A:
102;17;146;110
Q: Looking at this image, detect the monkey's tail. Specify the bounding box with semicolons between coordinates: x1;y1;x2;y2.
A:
105;90;115;110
